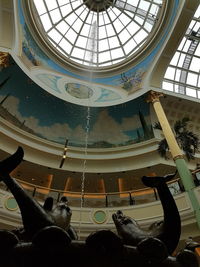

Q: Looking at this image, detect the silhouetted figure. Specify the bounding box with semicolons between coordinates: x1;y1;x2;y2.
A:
0;147;77;241
113;172;180;255
0;147;198;267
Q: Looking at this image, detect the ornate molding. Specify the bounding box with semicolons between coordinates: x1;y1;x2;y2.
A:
0;52;10;68
146;90;164;103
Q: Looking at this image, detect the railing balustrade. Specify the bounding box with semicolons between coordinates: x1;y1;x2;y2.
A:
0;176;189;207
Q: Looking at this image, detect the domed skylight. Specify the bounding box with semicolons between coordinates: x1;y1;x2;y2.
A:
32;0;163;68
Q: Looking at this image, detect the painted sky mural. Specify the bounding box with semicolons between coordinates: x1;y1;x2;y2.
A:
0;58;154;148
18;0;179;88
12;0;180;109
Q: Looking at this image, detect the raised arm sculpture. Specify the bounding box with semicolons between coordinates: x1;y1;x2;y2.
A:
0;147;198;267
112;172;180;255
0;146;77;241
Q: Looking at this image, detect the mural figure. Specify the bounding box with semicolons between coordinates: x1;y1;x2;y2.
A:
0;64;154;148
65;83;93;99
0;147;198;267
120;70;144;92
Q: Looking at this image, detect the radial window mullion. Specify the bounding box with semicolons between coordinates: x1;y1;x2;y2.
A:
33;0;163;67
58;11;83;48
112;0;140;23
43;5;59;28
135;1;152;25
113;2;142;29
105;10;126;58
40;0;55;33
96;7;100;67
141;5;152;33
82;9;96;64
55;0;64;19
142;2;154;32
44;0;58;12
57;17;78;50
105;10;116;61
60;1;85;23
70;7;91;59
119;12;145;50
99;10;112;63
134;0;143;24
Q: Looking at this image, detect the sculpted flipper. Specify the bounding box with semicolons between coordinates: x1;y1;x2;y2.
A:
0;148;198;266
0;146;24;176
113;171;181;255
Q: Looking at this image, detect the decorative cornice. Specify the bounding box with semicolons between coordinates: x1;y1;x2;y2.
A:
0;52;10;68
146;90;164;103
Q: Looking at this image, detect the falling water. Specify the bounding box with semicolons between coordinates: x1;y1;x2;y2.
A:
78;21;97;239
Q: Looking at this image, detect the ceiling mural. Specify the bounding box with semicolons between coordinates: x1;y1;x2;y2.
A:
0;58;154;148
36;73;62;93
119;71;145;92
35;72;123;106
21;22;146;90
16;0;179;105
0;0;180;147
95;88;121;102
20;23;138;106
65;83;94;99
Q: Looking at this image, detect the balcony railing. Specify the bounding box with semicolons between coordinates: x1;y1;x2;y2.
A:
0;176;190;208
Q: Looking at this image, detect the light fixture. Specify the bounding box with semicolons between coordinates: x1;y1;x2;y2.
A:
59;139;68;168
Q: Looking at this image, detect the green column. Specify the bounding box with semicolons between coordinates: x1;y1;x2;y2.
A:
148;91;200;228
175;158;200;228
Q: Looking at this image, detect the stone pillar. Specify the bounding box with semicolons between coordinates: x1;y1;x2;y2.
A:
147;91;200;228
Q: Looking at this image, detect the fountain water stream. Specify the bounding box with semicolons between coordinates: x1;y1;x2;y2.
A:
78;21;97;239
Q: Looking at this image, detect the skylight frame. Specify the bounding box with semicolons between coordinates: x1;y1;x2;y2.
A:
30;0;164;68
162;4;200;99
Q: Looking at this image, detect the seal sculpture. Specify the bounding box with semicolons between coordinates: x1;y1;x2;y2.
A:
0;147;77;241
112;172;181;255
0;147;198;267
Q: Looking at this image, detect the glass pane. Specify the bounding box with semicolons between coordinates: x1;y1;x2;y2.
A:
32;0;164;67
187;73;198;86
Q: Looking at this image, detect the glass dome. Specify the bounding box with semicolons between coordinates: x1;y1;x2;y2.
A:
31;0;163;68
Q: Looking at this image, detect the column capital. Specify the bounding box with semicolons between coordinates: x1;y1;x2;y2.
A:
147;90;164;103
0;52;10;68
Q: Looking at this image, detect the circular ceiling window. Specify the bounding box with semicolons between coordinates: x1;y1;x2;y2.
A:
29;0;164;69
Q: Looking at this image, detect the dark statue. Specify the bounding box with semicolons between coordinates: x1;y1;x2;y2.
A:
112;172;181;255
0;147;198;267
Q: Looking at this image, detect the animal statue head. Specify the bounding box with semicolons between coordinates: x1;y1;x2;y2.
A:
43;196;72;231
0;147;198;267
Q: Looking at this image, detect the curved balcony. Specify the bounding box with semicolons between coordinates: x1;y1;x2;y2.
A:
0;177;185;208
0;174;199;240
